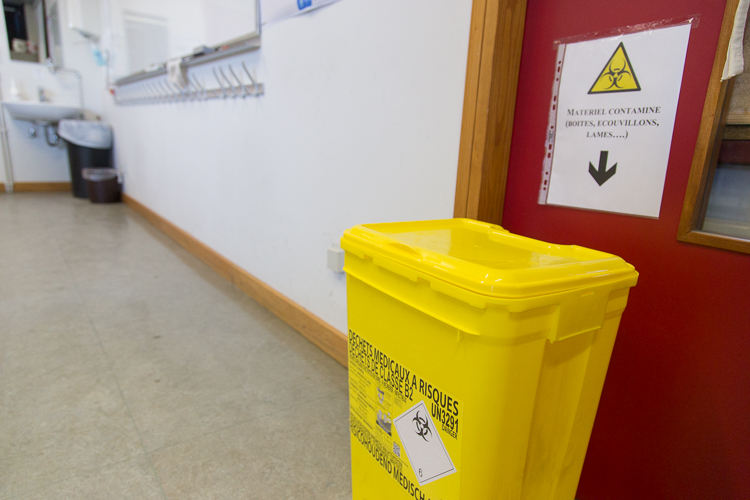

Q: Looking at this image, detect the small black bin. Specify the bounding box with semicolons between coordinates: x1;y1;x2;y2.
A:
58;120;113;198
82;168;122;203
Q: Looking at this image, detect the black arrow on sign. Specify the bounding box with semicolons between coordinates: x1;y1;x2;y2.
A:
589;150;617;186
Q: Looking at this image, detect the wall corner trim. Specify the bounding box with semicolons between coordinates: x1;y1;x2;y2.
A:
122;193;349;367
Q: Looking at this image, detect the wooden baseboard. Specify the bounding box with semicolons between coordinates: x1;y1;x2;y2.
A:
122;193;348;367
13;182;72;192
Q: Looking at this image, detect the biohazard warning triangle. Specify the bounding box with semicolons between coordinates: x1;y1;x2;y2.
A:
588;42;641;94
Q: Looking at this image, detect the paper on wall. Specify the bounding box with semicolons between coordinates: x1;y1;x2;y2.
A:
260;0;340;25
541;24;691;218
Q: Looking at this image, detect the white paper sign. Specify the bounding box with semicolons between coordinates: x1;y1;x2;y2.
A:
261;0;340;25
393;400;456;486
542;24;691;217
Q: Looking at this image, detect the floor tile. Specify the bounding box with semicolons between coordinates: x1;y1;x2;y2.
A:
101;310;347;452
0;193;58;229
3;455;163;500
0;225;67;272
0;268;98;355
151;393;351;500
0;265;78;304
0;341;144;498
0;193;351;499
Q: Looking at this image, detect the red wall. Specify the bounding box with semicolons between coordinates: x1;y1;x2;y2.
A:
503;1;750;498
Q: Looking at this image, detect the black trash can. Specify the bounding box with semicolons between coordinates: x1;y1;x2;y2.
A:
58;120;113;198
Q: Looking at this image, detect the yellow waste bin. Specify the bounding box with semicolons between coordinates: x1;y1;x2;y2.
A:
342;219;638;500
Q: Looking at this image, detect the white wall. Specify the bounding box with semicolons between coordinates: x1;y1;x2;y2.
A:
0;0;105;185
103;0;472;333
106;0;258;81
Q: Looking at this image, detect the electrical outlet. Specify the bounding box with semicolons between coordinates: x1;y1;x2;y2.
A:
327;247;345;274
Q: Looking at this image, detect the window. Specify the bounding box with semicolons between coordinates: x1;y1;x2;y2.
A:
678;0;750;254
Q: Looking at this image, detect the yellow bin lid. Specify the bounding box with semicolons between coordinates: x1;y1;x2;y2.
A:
342;219;637;299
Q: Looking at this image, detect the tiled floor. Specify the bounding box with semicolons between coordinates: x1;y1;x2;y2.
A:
0;193;351;499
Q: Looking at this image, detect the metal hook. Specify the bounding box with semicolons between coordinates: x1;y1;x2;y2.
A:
191;76;207;100
218;67;239;97
171;81;189;101
178;71;191;92
149;83;163;102
185;76;200;100
222;67;239;97
177;74;193;100
227;65;248;97
150;82;162;101
166;82;181;100
159;81;176;101
241;62;261;96
212;67;227;98
142;83;155;103
159;82;171;101
152;82;165;101
169;81;185;100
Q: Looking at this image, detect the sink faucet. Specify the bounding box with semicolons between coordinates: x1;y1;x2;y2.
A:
38;87;46;102
45;57;83;109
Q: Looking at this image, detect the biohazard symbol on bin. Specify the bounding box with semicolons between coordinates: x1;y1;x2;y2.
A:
589;42;641;94
413;411;432;442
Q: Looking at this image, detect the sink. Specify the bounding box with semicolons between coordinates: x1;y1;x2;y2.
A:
3;101;82;124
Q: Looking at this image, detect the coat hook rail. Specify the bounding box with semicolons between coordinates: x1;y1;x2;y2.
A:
112;60;264;105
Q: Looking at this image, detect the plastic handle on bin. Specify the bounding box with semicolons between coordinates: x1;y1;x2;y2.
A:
383;242;424;261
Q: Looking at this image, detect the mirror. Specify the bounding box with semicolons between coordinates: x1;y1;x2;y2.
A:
2;0;65;65
108;0;260;82
3;0;47;63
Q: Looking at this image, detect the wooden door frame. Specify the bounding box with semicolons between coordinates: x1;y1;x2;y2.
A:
454;0;528;225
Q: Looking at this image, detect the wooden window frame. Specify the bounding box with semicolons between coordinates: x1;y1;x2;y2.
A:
678;0;750;254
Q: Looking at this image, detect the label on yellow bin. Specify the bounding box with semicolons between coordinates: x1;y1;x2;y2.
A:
349;330;462;499
393;401;456;485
